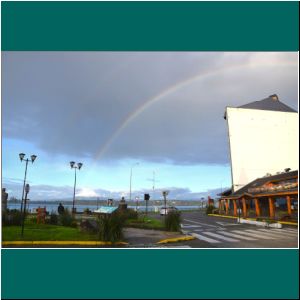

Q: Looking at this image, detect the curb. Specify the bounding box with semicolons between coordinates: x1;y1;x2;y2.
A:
207;214;237;219
2;241;128;246
278;221;298;226
157;236;195;244
208;214;298;226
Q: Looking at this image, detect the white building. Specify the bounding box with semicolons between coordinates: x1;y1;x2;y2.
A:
224;94;298;192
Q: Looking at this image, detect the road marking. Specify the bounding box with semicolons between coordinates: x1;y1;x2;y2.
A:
272;229;298;236
268;228;296;233
216;221;239;227
191;233;221;243
257;229;297;238
244;230;278;239
232;230;275;239
184;219;218;228
274;228;298;234
281;228;298;232
181;224;201;228
203;232;239;242
217;231;257;241
159;245;192;248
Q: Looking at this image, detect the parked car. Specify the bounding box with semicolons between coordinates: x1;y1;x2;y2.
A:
160;206;178;215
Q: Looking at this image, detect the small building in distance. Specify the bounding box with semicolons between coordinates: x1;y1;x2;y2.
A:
207;196;214;207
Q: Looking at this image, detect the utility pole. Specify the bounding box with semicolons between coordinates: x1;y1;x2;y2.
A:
129;162;139;201
152;171;155;200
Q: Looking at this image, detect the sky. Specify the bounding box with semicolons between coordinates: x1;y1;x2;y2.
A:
1;52;298;201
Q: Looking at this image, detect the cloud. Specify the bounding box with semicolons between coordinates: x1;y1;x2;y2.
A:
2;177;227;201
2;52;298;165
76;187;100;198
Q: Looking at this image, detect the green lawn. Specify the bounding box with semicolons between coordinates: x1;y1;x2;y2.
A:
125;216;165;230
2;224;98;241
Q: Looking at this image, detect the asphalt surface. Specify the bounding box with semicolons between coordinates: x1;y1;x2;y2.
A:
175;211;298;248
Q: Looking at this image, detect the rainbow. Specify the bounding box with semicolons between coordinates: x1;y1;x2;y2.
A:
93;60;297;162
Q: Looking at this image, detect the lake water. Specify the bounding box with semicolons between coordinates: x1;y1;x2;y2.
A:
7;203;201;213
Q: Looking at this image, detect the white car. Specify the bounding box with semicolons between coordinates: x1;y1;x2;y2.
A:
160;206;177;215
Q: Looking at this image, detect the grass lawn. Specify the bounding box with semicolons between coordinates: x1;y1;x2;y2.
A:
2;224;98;241
125;216;165;230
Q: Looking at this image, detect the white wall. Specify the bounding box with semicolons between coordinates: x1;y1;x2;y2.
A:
226;107;298;192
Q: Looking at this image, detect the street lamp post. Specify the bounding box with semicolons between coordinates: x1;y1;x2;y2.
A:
19;153;37;212
135;196;139;212
21;183;30;236
70;161;83;214
162;190;169;220
129;162;139;201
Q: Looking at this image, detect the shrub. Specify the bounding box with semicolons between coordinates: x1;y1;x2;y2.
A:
80;219;98;233
97;212;124;242
206;206;214;215
2;209;23;226
117;208;138;221
83;208;92;215
26;215;37;225
48;212;58;225
165;211;181;232
59;209;76;227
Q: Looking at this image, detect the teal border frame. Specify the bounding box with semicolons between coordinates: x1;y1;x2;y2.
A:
1;1;299;51
2;249;299;299
1;1;299;299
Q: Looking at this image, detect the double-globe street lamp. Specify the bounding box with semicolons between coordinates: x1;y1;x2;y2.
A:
70;161;83;214
19;153;37;213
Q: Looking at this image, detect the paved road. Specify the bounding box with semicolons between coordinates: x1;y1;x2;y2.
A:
177;211;298;248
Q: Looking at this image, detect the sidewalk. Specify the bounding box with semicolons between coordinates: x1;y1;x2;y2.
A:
2;228;194;248
123;228;194;247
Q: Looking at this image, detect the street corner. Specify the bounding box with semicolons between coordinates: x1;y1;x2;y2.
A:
157;235;196;244
123;227;194;247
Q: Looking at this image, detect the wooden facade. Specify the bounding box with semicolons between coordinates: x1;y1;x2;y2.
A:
219;171;298;219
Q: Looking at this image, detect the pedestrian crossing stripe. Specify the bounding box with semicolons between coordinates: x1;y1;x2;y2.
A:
191;233;221;243
159;245;192;248
203;231;239;242
272;229;298;235
217;231;257;241
187;228;297;245
280;228;298;232
234;230;275;239
256;229;298;238
183;219;218;228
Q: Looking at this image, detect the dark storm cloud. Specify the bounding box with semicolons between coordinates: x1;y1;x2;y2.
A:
2;52;298;165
